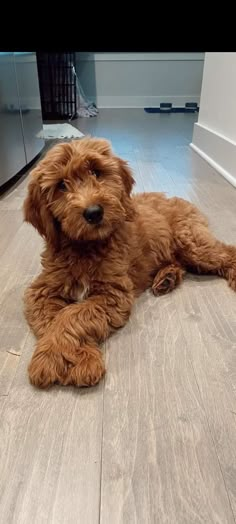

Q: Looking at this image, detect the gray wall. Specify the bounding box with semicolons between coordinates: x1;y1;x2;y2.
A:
0;54;41;110
76;52;205;108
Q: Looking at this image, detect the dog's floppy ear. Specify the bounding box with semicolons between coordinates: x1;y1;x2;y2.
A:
23;142;74;249
117;157;135;195
116;157;136;221
23;168;60;250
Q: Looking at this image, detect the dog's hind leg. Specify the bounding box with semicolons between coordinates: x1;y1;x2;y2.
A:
176;222;236;291
152;263;185;296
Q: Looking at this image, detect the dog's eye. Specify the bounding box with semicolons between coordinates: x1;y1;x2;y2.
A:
58;180;67;191
91;169;101;178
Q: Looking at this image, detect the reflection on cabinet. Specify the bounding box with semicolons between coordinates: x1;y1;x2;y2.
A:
0;52;45;186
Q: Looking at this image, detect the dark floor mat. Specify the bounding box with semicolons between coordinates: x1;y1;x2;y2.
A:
144;107;199;114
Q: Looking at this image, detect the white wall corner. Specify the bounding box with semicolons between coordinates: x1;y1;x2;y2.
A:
191;122;236;188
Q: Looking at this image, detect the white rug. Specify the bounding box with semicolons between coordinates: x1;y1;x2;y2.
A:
37;124;84;140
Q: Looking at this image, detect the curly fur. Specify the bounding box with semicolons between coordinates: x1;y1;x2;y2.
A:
23;137;236;388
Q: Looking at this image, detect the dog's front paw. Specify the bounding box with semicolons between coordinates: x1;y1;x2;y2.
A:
28;338;74;389
28;339;105;389
65;346;105;387
28;350;65;389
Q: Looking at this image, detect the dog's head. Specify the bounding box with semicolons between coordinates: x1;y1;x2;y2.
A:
23;137;135;248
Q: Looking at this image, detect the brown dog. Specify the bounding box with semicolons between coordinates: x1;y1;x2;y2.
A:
23;137;236;388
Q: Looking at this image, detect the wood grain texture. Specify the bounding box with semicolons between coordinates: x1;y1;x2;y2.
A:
174;277;236;520
0;333;104;524
100;292;235;524
0;268;31;356
0;210;23;257
0;222;43;275
0;352;20;396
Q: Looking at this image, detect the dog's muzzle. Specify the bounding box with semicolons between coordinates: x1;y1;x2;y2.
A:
83;205;104;225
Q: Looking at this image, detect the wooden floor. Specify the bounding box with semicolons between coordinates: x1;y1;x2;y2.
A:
1;109;236;523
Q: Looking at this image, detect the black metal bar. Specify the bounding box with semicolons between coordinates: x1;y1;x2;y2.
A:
36;52;78;120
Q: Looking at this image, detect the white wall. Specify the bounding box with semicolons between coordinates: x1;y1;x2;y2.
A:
76;52;204;109
191;52;236;186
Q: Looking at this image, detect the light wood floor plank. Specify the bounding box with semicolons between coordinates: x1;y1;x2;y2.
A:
174;277;236;519
100;291;235;523
0;333;104;524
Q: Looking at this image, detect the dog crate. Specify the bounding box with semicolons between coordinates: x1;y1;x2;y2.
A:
36;52;78;120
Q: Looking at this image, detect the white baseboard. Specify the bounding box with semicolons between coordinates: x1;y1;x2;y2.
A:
191;122;236;188
94;95;200;109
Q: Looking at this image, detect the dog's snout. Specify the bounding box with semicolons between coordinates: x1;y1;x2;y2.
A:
83;205;104;224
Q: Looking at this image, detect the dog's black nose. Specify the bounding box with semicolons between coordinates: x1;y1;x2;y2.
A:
83;205;104;224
